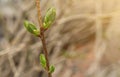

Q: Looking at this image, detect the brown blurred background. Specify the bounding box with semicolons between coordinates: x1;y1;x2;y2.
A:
0;0;120;77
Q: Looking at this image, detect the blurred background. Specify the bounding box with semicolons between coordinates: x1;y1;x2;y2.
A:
0;0;120;77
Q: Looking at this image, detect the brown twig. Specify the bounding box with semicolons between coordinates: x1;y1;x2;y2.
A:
35;0;51;77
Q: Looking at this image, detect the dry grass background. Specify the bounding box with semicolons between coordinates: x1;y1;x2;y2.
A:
0;0;120;77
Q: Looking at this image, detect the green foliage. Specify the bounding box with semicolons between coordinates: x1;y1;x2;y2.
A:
43;7;56;29
40;54;46;68
24;20;40;36
49;65;55;73
24;6;56;75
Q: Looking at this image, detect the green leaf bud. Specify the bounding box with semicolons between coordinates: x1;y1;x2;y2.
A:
40;54;46;68
49;65;55;73
24;20;40;36
43;7;56;29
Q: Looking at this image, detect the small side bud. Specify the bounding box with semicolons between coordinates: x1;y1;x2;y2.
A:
40;54;46;69
24;20;40;36
49;65;55;73
43;7;56;29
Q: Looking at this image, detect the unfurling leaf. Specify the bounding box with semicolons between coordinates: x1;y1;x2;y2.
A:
40;54;46;68
49;65;55;73
24;20;40;36
43;7;56;29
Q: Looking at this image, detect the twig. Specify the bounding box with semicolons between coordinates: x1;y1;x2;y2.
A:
35;0;51;77
14;52;26;77
8;55;17;73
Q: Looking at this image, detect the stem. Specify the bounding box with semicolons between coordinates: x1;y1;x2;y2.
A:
41;29;51;77
35;0;51;77
35;0;43;29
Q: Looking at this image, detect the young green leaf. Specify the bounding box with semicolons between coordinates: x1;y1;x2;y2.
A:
49;65;55;73
24;20;40;36
40;54;46;68
43;7;56;29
